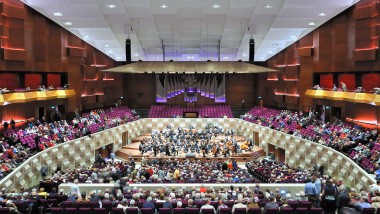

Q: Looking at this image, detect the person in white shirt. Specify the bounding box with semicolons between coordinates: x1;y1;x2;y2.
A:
232;198;247;214
117;199;128;212
200;198;216;214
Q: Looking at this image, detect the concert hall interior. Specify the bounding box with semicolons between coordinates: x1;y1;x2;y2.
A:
0;0;380;213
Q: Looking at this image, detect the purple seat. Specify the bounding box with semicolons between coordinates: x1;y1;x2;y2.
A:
186;208;200;214
0;208;11;214
247;208;260;214
127;208;140;214
93;208;107;214
362;208;376;214
286;201;298;210
298;202;312;209
220;208;232;214
173;208;185;214
141;208;154;214
111;207;125;214
76;202;88;208
280;207;293;214
308;208;323;214
234;208;247;214
50;207;63;214
78;208;92;214
160;208;172;214
201;208;215;214
60;201;73;208
265;208;279;214
89;201;100;210
102;201;113;213
63;207;77;214
294;208;308;214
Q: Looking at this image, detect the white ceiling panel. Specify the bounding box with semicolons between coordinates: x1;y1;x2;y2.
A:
24;0;359;61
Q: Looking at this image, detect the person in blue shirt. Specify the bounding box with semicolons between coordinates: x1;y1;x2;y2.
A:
375;168;380;179
143;196;156;213
163;197;173;209
355;196;371;211
304;177;318;206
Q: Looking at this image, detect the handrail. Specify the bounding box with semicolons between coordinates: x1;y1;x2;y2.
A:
0;118;375;191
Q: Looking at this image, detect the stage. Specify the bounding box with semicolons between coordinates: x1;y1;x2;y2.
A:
116;132;265;162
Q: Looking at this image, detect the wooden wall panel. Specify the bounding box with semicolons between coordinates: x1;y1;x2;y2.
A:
25;73;41;89
0;73;18;90
47;74;61;88
0;0;123;120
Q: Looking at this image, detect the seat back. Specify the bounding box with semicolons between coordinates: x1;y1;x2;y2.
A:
308;208;323;214
102;201;113;213
187;208;200;214
93;208;107;214
363;208;376;214
298;202;311;209
127;207;140;214
0;208;11;214
201;208;215;214
173;208;185;214
112;207;125;214
78;208;92;214
76;202;88;208
50;207;63;214
160;208;172;214
280;207;293;214
265;208;279;214
294;208;308;214
220;208;232;214
63;207;77;214
236;208;248;214
247;208;260;214
141;208;154;214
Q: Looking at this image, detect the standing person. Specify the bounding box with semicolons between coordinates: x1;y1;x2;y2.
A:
9;118;15;129
312;174;322;208
69;179;81;196
153;143;157;157
110;152;115;164
341;82;347;91
321;180;338;214
40;164;48;179
304;177;318;207
336;185;350;214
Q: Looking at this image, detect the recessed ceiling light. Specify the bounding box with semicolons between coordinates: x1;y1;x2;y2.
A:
224;56;229;59
308;22;316;26
290;35;297;39
134;53;139;56
53;12;62;16
161;4;168;8
318;12;326;17
83;35;89;39
107;50;113;54
104;44;109;47
268;51;273;54
264;4;273;9
212;4;221;8
116;57;122;60
242;54;246;56
63;22;72;26
107;4;116;8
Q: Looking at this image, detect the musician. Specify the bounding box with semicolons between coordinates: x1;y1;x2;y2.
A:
201;142;207;157
153;143;158;157
165;143;171;156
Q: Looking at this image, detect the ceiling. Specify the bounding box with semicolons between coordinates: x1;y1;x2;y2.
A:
22;0;359;62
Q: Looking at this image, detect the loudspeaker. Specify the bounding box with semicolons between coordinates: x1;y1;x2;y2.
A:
249;38;255;63
125;38;131;63
185;153;196;158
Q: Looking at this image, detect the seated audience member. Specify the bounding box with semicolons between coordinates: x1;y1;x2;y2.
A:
200;198;216;214
143;196;156;212
263;197;279;213
5;200;19;214
117;199;129;212
232;198;247;214
77;192;90;203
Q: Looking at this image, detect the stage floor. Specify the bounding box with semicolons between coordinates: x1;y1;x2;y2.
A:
116;133;265;162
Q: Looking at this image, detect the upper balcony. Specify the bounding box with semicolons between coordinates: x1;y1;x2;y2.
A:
0;89;76;106
305;89;380;106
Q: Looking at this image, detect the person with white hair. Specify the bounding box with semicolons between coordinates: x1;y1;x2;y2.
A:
6;200;18;214
232;198;247;214
177;201;183;208
143;196;156;213
117;199;129;212
163;197;173;209
69;179;80;196
200;198;216;214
